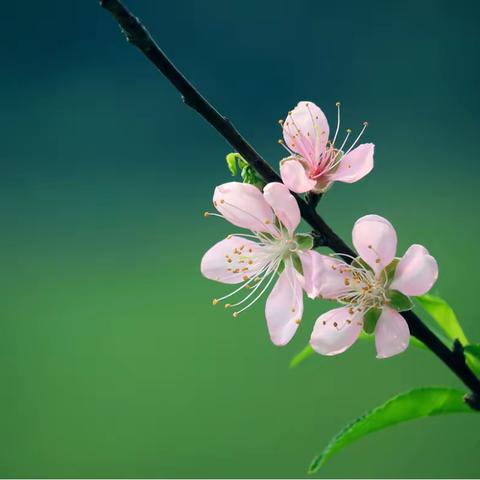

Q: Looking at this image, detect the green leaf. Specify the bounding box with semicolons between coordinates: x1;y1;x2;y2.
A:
225;152;238;176
289;344;314;368
295;233;314;251
464;344;480;378
363;308;381;334
290;332;427;368
416;294;468;345
387;289;414;312
464;344;480;360
309;387;474;473
225;152;264;187
241;165;264;188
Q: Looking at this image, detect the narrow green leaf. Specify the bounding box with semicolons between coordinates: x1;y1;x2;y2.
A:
464;344;480;378
464;344;480;360
309;387;474;473
416;294;468;345
225;152;238;176
289;344;314;368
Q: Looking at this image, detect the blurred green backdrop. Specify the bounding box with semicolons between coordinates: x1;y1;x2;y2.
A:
0;0;479;477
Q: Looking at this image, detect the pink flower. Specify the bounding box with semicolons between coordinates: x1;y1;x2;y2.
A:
279;101;374;193
201;181;314;346
304;215;438;358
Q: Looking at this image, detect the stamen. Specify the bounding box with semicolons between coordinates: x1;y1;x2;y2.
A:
343;121;368;156
332;101;341;147
233;261;280;316
203;212;224;219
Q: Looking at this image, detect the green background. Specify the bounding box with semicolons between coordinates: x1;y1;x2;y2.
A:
1;0;479;477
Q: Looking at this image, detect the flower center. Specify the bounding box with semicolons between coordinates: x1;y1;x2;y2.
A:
206;209;298;318
330;255;388;314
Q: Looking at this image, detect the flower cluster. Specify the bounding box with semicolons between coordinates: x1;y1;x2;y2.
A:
201;101;438;358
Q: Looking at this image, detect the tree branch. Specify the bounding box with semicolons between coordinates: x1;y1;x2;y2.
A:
100;0;480;402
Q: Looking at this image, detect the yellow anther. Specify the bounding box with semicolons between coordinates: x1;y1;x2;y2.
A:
203;212;209;217
233;312;239;318
243;275;249;281
346;128;352;134
278;119;284;125
225;303;231;308
212;299;219;306
278;139;284;144
265;220;271;224
363;121;368;126
295;319;301;325
336;101;341;107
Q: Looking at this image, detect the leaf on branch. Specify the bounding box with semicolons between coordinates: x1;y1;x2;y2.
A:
464;344;480;360
290;344;314;368
308;387;474;474
226;152;238;176
416;294;468;345
464;344;480;378
290;333;426;368
225;152;265;188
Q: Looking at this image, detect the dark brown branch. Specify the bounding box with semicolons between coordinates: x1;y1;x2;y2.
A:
100;0;480;402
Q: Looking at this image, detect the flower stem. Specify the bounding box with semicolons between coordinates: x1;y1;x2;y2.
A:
100;0;480;404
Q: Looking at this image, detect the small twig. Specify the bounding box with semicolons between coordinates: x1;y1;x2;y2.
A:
100;0;480;400
306;192;322;209
312;231;328;249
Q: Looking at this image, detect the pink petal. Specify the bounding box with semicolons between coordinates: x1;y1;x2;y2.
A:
280;158;317;194
310;307;363;356
263;182;300;234
300;252;354;300
317;256;356;299
352;215;397;276
265;261;303;346
375;307;410;358
390;244;438;296
201;236;263;284
283;101;329;163
213;182;275;233
329;143;374;184
297;250;322;299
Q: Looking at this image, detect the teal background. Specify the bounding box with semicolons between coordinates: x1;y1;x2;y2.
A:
1;0;479;477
